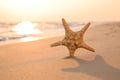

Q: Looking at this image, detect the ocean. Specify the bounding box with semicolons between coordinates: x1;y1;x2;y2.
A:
0;21;109;46
0;21;102;45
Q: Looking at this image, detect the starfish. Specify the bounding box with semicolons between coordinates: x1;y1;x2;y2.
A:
51;18;95;57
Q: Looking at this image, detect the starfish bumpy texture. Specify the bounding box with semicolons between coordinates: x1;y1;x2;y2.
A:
51;18;95;56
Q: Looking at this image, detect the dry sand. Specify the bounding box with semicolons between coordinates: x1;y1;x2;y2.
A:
0;23;120;80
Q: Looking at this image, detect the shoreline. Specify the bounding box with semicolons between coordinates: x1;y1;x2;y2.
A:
0;35;64;46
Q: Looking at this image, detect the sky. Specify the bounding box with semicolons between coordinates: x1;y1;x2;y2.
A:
0;0;120;23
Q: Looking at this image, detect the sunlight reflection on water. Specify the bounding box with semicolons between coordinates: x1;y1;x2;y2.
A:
12;21;43;35
20;37;40;42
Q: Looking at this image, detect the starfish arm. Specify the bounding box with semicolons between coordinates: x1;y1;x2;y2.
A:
78;22;91;35
51;41;63;47
81;42;95;52
68;48;76;57
62;18;72;34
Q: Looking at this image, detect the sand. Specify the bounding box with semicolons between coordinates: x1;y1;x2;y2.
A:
0;23;120;80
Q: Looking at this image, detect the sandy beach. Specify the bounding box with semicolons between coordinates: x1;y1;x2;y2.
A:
0;23;120;80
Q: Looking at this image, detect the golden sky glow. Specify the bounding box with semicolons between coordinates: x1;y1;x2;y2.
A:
0;0;120;22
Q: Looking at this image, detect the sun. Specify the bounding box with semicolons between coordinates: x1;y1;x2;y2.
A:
12;21;43;35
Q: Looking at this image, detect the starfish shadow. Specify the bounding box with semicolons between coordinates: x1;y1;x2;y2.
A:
62;55;120;80
63;56;76;59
